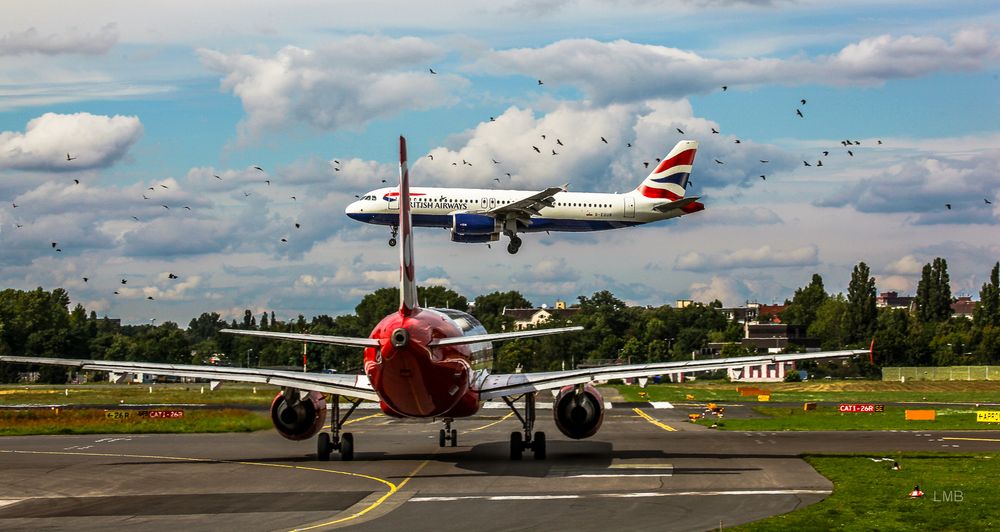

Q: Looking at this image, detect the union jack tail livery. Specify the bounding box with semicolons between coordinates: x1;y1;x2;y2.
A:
635;140;698;200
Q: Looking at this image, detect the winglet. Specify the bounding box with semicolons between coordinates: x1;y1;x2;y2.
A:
399;136;418;316
869;337;875;366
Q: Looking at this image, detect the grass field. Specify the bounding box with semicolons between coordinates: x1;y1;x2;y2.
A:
732;453;999;531
614;380;1000;404
698;405;1000;431
0;408;271;436
0;383;279;407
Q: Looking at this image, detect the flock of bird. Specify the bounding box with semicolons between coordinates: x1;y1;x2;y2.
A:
4;73;994;310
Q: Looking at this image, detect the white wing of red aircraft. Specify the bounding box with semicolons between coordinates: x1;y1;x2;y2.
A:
0;137;868;461
345;140;705;254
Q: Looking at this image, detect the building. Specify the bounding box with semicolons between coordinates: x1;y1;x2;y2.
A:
502;301;580;330
728;361;798;382
718;302;785;325
951;296;977;319
742;323;820;353
876;291;915;310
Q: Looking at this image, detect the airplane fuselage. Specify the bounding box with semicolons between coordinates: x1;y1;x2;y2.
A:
346;187;691;233
364;307;491;418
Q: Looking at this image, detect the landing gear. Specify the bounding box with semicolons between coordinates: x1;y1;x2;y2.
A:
439;418;458;447
502;392;546;460
389;225;398;247
317;395;361;461
506;235;522;255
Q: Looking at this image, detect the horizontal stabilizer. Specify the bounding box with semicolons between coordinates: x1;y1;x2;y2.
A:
428;325;583;347
219;329;379;348
652;196;700;213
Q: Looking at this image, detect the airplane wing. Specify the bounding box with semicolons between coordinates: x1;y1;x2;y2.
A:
476;348;868;400
0;356;379;401
428;326;583;347
219;329;379;347
487;185;565;218
652;196;701;213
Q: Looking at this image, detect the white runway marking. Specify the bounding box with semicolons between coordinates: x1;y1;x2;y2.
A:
409;489;832;502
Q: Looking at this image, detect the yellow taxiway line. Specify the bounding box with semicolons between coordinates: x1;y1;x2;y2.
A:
941;437;1000;443
632;408;677;432
467;412;514;432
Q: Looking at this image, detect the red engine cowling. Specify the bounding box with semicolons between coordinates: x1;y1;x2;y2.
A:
552;383;605;439
270;389;326;441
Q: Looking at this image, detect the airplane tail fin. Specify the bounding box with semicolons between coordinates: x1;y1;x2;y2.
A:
398;136;418;316
634;140;698;200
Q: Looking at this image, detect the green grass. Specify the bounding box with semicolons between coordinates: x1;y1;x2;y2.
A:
614;381;1000;404
733;453;999;531
0;383;279;406
0;408;272;436
699;405;1000;431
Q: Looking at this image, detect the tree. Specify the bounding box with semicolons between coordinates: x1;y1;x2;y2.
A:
846;261;877;344
975;262;1000;327
780;274;827;329
808;295;849;350
917;258;952;322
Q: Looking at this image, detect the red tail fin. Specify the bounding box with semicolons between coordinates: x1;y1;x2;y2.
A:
398;136;418;316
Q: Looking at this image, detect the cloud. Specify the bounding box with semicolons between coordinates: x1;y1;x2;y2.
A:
0;112;143;171
674;244;819;271
471;30;999;103
687;276;752;306
198;36;469;143
0;24;118;56
512;257;580;283
816;149;1000;224
884;254;924;275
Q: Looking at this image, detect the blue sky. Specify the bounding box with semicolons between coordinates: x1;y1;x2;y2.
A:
1;1;998;325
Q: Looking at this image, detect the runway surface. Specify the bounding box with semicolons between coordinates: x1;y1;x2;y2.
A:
2;404;998;532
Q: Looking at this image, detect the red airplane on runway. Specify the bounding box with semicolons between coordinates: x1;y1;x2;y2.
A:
0;137;869;461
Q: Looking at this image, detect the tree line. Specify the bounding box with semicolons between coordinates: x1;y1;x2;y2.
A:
1;258;998;383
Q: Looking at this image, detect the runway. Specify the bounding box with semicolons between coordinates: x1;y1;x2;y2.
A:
2;405;998;531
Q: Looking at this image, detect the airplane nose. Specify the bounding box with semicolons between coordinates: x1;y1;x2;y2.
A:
345;201;363;215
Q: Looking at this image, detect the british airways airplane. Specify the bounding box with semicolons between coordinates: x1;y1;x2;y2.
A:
346;140;705;254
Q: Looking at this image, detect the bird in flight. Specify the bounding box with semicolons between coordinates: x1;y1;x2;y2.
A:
489;117;495;122
532;146;541;153
557;139;564;146
537;79;543;85
147;296;155;300
253;166;264;172
427;155;433;160
66;153;76;161
945;203;952;210
822;151;829;156
492;158;500;164
183;206;191;210
243;192;251;197
796;109;804;118
711;128;719;134
817;160;823;167
82;277;88;282
734;139;741;144
73;179;79;185
51;242;57;248
803;161;812;166
676;128;684;134
721;85;728;91
800;99;807;105
601;136;608;144
168;273;178;279
493;178;501;182
121;279;127;285
294;223;301;229
214;175;222;180
159;184;169;189
847;150;854;157
985;198;993;205
552;150;558;155
131;216;139;221
627;143;632;148
265;180;271;186
877;140;883;145
643;162;649;168
714;159;724;164
142;194;149;200
760;175;766;180
429;68;437;74
280;238;288;243
161;204;169;209
11;203;16;208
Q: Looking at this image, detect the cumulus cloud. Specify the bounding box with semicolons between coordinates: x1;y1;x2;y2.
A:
198;36;469;143
884;254;924;275
0;24;118;56
816;150;1000;224
0;112;143;171
674;244;819;271
687;276;752;306
472;30;999;103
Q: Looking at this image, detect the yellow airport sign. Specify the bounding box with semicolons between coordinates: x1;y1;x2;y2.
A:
976;411;1000;423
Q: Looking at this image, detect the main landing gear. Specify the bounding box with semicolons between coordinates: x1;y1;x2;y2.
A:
502;392;546;460
505;234;522;255
317;395;361;461
388;225;398;247
439;418;458;447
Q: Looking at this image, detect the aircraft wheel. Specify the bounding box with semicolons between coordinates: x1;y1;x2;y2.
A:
451;429;458;447
439;429;446;447
510;432;523;460
507;241;519;254
389;237;397;247
340;433;354;461
533;431;546;460
317;433;332;462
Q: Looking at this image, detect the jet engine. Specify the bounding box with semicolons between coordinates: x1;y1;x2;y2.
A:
270;389;327;441
452;213;501;236
552;383;605;439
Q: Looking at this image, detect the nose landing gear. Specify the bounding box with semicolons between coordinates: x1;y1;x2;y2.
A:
438;418;458;447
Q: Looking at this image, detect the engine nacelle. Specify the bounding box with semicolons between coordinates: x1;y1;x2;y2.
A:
450;232;499;243
270;389;326;441
552;384;605;439
452;213;501;236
